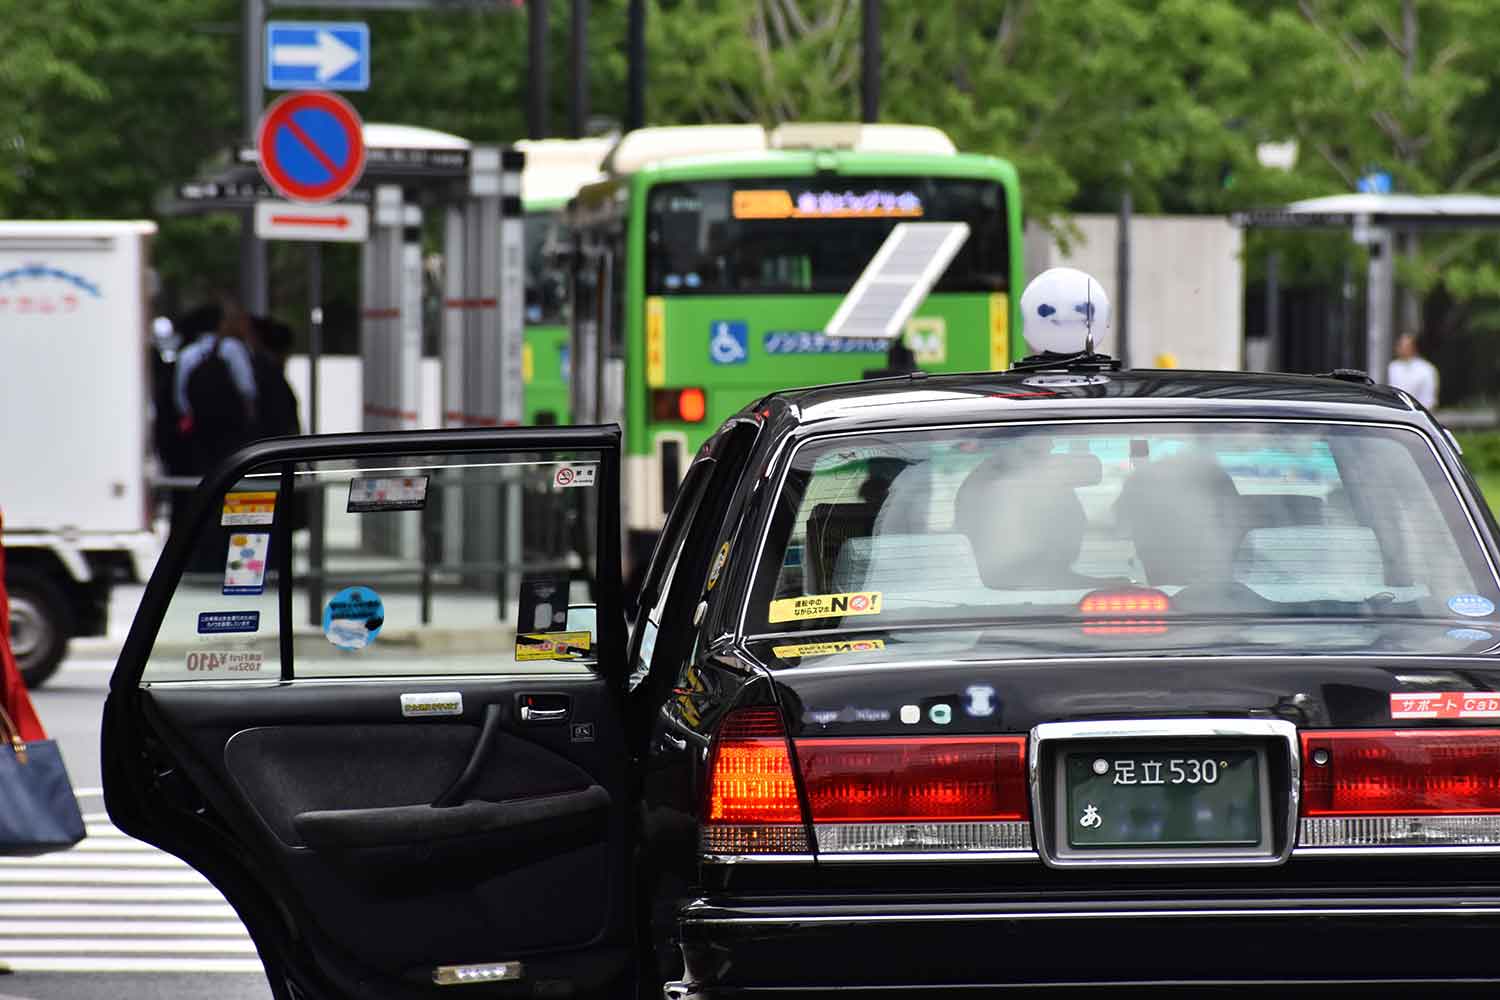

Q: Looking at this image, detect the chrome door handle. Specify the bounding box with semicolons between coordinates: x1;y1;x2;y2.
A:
520;705;567;723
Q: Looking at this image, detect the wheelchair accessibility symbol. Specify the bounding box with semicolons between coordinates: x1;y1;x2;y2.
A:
709;320;749;365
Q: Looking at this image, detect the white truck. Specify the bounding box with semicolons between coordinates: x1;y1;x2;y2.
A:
0;221;160;687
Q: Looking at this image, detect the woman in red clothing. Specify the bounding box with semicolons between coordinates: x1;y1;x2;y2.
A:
0;511;47;742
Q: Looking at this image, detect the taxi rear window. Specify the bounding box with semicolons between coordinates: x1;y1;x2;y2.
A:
748;421;1498;634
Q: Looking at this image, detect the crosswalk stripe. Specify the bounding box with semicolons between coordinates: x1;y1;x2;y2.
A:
0;938;260;954
0;903;237;919
0;852;195;869
0;800;260;974
0;957;266;973
0;920;248;937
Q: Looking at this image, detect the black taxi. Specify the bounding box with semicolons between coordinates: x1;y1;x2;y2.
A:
103;355;1500;996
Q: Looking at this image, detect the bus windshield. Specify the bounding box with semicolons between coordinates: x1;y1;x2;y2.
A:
646;176;1010;296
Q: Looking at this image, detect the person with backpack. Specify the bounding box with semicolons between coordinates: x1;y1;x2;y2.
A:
174;299;259;571
175;298;258;474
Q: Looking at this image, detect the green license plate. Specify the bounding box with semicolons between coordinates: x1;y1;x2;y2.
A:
1065;748;1263;849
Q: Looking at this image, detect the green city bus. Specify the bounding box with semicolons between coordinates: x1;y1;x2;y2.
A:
516;137;612;426
563;124;1026;572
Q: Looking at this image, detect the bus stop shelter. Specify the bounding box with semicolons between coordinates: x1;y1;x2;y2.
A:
159;125;528;621
1236;193;1500;383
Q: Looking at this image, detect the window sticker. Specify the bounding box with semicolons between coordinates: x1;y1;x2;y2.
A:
554;463;597;489
768;591;882;624
771;639;885;658
1448;594;1496;618
347;475;429;513
197;611;260;635
515;631;592;661
323;587;385;651
1448;628;1493;642
707;542;730;592
185;650;264;674
804;705;893;726
518;574;570;633
223;533;270;595
221;491;277;526
1392;691;1500;719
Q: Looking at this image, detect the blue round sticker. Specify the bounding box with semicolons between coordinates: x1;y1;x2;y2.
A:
1448;628;1493;642
323;587;385;651
1448;594;1496;618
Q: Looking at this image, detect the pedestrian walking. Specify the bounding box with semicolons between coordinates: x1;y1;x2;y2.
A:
1387;332;1440;409
249;315;303;441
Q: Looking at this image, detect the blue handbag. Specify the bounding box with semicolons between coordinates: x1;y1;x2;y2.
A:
0;705;85;855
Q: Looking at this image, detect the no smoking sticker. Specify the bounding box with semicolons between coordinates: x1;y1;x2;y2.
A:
554;464;596;489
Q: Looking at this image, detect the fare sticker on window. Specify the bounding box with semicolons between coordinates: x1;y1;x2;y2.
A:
221;491;277;526
768;591;883;624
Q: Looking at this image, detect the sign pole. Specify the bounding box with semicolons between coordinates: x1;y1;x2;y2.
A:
307;239;325;626
242;0;269;314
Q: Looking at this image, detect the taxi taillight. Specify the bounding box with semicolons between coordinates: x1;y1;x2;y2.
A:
702;707;809;855
702;709;1032;856
797;736;1032;854
1299;729;1500;848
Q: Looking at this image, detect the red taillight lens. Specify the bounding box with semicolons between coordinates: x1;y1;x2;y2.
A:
702;707;809;854
796;737;1029;822
650;387;706;423
1301;729;1500;816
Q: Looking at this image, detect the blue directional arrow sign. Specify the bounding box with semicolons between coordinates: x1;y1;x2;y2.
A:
265;22;369;92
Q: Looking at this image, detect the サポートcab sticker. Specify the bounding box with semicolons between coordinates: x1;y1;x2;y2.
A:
221;491;276;526
323;587;385;651
768;591;882;624
1391;691;1500;719
772;639;886;658
515;630;592;661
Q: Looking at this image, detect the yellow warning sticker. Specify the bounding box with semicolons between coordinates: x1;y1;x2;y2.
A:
772;638;886;658
768;591;883;624
646;296;666;387
221;491;277;526
515;630;592;661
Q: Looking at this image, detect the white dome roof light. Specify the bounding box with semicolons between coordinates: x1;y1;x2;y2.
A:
1019;267;1112;357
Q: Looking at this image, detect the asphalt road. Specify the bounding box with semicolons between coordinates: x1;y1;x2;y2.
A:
1;645;273;1000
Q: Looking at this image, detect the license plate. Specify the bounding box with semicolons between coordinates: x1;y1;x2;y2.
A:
1064;748;1263;849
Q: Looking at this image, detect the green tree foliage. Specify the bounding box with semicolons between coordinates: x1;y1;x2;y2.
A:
6;0;1500;349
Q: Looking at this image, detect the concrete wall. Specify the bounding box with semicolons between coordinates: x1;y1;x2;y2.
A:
283;356;443;435
1024;215;1244;371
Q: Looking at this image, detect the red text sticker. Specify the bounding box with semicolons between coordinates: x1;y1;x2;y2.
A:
1391;692;1500;719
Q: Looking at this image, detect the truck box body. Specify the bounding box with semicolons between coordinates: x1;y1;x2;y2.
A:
0;221;154;537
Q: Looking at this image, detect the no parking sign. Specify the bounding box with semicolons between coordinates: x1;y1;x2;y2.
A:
256;91;366;203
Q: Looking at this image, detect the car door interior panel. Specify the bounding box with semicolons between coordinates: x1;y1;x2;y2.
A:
137;676;626;972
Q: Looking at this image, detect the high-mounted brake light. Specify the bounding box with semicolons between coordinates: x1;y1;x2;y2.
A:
702;707;810;855
650;387;707;423
1079;588;1170;635
1300;729;1500;848
795;736;1031;853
